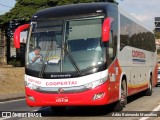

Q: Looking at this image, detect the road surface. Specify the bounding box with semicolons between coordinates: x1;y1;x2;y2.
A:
0;86;160;120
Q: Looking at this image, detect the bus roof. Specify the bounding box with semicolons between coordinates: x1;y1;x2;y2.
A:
31;2;117;20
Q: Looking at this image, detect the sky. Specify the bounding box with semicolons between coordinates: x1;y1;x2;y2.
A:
0;0;159;30
117;0;160;30
0;0;16;15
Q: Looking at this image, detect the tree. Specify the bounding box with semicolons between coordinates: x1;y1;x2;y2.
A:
155;32;160;39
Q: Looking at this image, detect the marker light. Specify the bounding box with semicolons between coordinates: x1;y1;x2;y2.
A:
93;93;104;100
28;95;35;102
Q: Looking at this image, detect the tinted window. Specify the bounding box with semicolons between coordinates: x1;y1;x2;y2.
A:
120;14;156;52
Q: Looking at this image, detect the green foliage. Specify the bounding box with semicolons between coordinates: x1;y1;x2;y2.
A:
8;59;22;67
57;0;95;5
157;49;160;55
155;32;160;39
0;0;116;25
0;0;56;25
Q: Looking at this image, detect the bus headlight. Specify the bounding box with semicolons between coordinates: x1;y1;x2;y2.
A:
25;82;39;90
84;76;108;89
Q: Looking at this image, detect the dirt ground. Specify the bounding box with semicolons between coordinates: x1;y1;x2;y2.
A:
0;67;25;95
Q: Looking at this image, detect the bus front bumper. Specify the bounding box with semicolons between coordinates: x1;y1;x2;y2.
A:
25;82;115;106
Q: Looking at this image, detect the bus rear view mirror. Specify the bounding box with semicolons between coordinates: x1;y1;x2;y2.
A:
102;17;113;42
14;24;30;48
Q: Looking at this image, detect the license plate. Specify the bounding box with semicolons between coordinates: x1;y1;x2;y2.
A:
56;97;69;103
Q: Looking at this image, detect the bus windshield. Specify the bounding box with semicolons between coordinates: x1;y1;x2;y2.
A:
26;16;106;76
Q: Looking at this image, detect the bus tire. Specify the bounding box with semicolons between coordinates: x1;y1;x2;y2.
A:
113;79;127;112
51;106;66;113
145;77;152;96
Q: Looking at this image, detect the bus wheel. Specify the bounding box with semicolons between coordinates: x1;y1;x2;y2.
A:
51;106;66;114
113;80;127;112
145;77;152;96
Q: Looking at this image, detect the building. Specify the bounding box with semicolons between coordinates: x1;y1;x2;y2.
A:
155;17;160;32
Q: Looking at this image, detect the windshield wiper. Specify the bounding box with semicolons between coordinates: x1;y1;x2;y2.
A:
39;43;84;77
39;46;51;77
63;44;84;76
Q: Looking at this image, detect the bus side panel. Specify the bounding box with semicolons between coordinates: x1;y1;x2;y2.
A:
107;59;122;103
118;10;157;96
118;46;154;96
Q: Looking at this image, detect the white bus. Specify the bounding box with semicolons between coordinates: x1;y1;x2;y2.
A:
14;2;157;112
